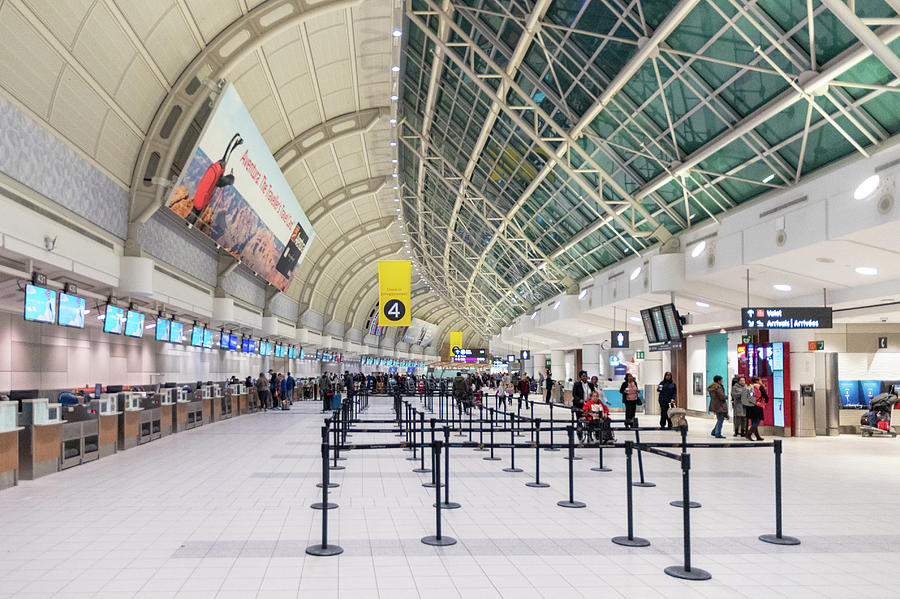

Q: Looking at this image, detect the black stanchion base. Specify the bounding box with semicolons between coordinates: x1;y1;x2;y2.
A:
525;481;550;488
670;500;701;508
434;501;461;510
305;544;343;556
421;535;457;546
515;433;524;437
406;457;419;461
316;482;339;488
544;447;560;452
632;481;656;487
664;565;711;581
482;456;502;461
403;448;414;452
563;456;583;461
473;447;489;452
759;534;801;546
612;536;650;547
557;500;586;508
329;465;345;471
422;482;444;488
412;468;432;473
310;502;338;510
591;467;613;472
502;467;523;472
335;456;347;461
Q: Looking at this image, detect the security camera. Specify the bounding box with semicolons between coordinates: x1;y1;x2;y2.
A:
43;236;57;251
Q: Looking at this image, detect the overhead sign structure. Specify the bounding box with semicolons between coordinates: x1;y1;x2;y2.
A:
611;330;629;349
742;307;832;330
450;331;463;355
166;84;314;291
452;348;486;362
520;349;530;360
507;354;515;363
378;261;411;326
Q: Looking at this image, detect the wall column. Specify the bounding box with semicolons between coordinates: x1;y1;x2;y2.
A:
582;344;602;380
550;349;565;383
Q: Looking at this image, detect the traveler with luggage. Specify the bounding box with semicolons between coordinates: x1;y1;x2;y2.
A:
657;372;677;429
707;375;728;438
321;375;334;414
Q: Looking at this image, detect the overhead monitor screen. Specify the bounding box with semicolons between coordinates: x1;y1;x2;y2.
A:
57;292;86;328
169;321;184;343
228;335;238;351
124;311;145;338
219;332;230;349
165;84;314;292
103;305;125;334
640;309;658;344
660;304;683;341
242;338;256;353
190;327;204;347
155;319;170;341
650;306;669;343
202;328;213;349
24;284;57;324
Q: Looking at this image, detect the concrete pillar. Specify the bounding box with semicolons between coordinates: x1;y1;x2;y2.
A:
550;349;565;382
564;351;575;385
582;343;602;380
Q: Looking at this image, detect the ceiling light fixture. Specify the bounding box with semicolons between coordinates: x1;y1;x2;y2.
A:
389;141;396;147
391;65;400;72
629;316;641;323
530;312;537;320
854;174;880;200
553;301;560;310
773;284;792;292
578;289;588;300
855;266;878;276
393;198;399;202
629;266;642;281
762;173;775;184
390;94;398;101
392;29;402;37
389;118;397;125
690;240;706;258
696;301;709;308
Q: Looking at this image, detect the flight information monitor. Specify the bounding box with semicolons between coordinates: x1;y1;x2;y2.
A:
169;321;184;343
124;311;145;338
24;284;57;323
155;318;170;341
103;305;125;334
190;327;204;347
57;292;86;328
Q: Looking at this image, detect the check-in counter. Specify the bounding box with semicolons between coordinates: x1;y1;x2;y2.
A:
91;396;119;458
247;387;260;413
116;393;143;450
0;403;21;490
137;394;161;444
187;387;205;429
167;388;190;432
60;405;100;470
217;385;233;421
157;392;174;436
230;384;247;415
18;399;63;480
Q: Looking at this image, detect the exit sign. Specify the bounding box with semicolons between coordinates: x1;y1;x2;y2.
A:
635;351;645;359
808;340;824;351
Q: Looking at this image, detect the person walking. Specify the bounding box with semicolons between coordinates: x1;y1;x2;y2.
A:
746;377;768;441
452;372;468;416
620;373;641;428
707;375;728;438
497;383;507;410
731;376;748;437
657;372;677;429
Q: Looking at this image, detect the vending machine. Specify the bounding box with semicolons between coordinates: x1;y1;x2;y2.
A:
737;341;792;435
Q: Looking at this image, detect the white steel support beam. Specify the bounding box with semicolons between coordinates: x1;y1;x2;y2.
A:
820;0;900;81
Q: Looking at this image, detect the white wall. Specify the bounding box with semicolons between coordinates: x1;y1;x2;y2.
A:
685;335;707;411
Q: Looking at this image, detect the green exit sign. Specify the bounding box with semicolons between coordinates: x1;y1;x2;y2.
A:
817;340;824;351
635;351;645;359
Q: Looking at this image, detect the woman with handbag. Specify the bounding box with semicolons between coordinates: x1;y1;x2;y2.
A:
746;377;768;441
620;373;641;428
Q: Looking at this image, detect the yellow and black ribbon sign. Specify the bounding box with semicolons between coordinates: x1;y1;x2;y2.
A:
378;260;411;326
450;331;463;355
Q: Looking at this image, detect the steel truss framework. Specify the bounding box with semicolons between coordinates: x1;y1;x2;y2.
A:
400;0;900;332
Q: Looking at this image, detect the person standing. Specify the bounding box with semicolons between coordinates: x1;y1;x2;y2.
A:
657;372;676;429
452;372;468;415
707;375;728;438
497;383;507;410
544;370;553;403
620;373;640;428
255;373;269;412
286;372;295;405
320;374;333;414
731;376;750;437
572;371;594;413
746;377;768;441
518;374;530;410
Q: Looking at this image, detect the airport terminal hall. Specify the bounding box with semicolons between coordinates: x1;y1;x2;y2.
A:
5;0;900;598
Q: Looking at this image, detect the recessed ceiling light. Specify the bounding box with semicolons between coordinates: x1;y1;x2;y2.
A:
629;316;641;323
389;141;397;147
394;198;399;202
390;95;398;102
392;29;402;37
696;301;709;308
630;266;642;281
392;173;398;178
854;175;880;200
855;266;878;276
391;65;400;72
391;158;398;164
762;173;775;184
553;301;560;310
578;289;587;300
389;118;397;125
530;312;537;320
690;241;706;258
773;284;792;292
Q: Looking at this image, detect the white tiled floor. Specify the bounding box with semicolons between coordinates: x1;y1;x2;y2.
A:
2;397;899;598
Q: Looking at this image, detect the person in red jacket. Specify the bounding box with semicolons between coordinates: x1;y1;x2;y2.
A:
517;374;530;410
581;391;610;441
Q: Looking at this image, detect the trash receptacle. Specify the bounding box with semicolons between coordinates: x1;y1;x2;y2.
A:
793;385;816;437
642;384;659;415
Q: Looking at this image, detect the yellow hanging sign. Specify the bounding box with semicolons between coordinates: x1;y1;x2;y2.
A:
378;260;411;326
450;331;463;355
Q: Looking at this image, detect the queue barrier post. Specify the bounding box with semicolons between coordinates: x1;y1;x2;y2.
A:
670;426;700;508
330;415;345;471
565;407;582;461
316;423;339;488
545;403;559;451
632;418;654;487
591;420;612;472
311;439;339;511
407;407;419;462
421;440;456;547
423;418;440;486
525;418;550;488
612;441;650;547
468;405;473;442
664;453;712;581
436;425;460;509
759;440;801;546
475;404;488;451
306;441;343;556
484;408;501;461
557;425;586;508
503;411;522;473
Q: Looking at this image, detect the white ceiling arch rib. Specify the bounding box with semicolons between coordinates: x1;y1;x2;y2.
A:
323;243;403;322
304;176;391;226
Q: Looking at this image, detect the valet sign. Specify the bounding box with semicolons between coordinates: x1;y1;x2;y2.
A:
742;307;833;330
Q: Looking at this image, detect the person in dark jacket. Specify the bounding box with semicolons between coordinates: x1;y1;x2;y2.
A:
707;375;728;438
657;372;676;428
544;370;553;403
572;370;594;412
255;373;269;411
286;373;295;405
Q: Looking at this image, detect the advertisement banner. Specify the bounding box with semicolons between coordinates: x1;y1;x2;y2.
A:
838;380;862;408
166;84;315;291
403;318;439;346
450;332;463;354
377;261;411;326
860;380;881;407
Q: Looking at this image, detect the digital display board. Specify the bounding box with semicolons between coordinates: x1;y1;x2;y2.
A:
124;311;145;338
57;293;86;328
190;327;204;347
155;319;170;341
640;309;658;344
228;335;238;351
650;306;668;343
202;328;213;349
103;305;125;334
242;338;256;353
661;304;683;341
24;284;57;323
452;348;487;362
742;307;833;330
169;321;184;343
219;332;230;349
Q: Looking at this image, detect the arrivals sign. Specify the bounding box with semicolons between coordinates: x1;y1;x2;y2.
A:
742;307;832;330
166;84;314;291
378;261;411;326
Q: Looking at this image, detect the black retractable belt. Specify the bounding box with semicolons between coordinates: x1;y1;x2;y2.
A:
612;441;649;547
759;440;800;546
546;403;559;451
526;418;549;488
406;407;418;461
632;417;654;487
664;453;711;580
421;440;456;547
306;441;343;556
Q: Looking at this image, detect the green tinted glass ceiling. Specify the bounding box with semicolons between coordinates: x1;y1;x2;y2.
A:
401;0;900;330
